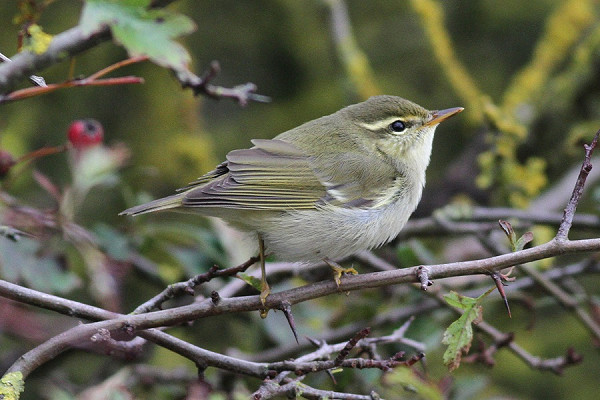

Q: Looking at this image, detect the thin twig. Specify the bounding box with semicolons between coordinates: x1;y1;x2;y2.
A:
86;55;149;80
334;327;371;365
268;354;418;375
0;71;144;104
133;256;259;313
254;321;420;398
254;378;377;400
177;61;271;106
556;129;600;240
476;319;583;374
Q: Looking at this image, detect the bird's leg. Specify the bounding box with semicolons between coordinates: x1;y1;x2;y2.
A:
258;235;270;316
324;258;357;287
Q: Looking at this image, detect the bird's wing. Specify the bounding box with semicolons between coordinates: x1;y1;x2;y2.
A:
180;139;327;210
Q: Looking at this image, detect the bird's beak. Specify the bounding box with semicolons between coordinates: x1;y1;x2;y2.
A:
425;107;464;126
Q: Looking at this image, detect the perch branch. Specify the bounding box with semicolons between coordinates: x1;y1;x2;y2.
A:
3;236;600;380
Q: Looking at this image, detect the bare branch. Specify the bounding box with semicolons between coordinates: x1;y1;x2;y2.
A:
2;240;598;381
556;129;600;239
475;319;583;374
334;327;371;366
177;61;270;106
253;378;378;400
133;256;259;314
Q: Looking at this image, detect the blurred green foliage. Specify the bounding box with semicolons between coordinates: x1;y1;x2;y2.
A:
1;0;600;399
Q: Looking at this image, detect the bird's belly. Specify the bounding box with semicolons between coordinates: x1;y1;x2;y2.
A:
257;200;416;262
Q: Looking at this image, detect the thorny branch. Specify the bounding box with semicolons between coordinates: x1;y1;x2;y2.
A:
355;251;589;375
252;320;423;399
2;236;600;381
477;224;600;342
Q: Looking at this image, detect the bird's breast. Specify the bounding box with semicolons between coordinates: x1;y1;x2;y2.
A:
258;182;424;263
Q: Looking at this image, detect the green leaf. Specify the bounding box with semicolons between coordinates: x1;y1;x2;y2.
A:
442;305;480;371
0;371;25;400
514;231;534;251
80;0;196;73
443;291;477;310
442;288;495;371
237;272;263;292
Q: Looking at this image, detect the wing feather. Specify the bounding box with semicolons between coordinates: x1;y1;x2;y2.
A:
178;138;397;211
181;140;326;210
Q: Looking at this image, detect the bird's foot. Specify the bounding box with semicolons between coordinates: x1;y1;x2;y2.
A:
324;258;357;287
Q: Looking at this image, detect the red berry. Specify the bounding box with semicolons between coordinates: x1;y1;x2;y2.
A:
0;149;16;178
67;119;104;149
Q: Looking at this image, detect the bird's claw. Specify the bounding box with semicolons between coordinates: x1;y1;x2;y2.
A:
324;259;357;287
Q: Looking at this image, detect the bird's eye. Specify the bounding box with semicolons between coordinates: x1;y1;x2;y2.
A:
390;120;406;133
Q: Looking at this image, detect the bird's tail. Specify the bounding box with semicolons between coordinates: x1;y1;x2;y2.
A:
119;193;183;216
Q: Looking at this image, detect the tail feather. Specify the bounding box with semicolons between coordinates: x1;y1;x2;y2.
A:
119;193;183;216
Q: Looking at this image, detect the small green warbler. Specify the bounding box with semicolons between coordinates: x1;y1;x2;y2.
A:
121;95;463;306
